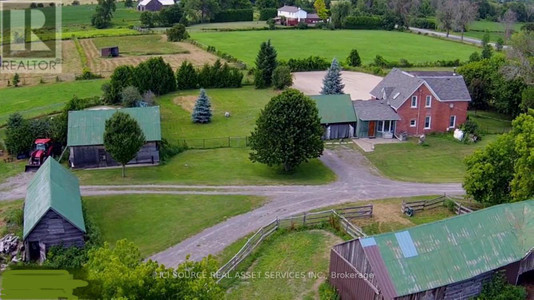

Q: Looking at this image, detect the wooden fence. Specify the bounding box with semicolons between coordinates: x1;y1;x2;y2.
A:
214;208;369;282
402;195;477;216
401;195;447;213
337;205;373;219
175;136;249;149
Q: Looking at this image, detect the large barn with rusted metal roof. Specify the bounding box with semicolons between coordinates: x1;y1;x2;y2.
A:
329;200;534;300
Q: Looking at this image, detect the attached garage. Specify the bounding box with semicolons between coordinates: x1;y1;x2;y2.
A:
68;106;161;169
310;94;358;140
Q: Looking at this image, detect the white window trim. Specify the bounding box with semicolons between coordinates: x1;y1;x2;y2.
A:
410;119;416;127
449;115;456;128
411;96;417;108
425;95;432;108
424;116;431;129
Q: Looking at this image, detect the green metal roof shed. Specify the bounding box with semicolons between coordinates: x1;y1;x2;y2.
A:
309;94;357;124
331;200;534;299
67;106;162;147
23;158;86;240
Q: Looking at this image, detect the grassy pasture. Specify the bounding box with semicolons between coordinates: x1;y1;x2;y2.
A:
160;86;278;140
363;134;499;183
83;194;265;256
468;110;512;134
92;35;188;56
190;30;479;66
76;148;336;185
0;79;105;126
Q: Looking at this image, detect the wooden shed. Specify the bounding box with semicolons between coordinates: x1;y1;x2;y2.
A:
67;106;161;169
23;158;86;262
101;46;119;57
329;200;534;300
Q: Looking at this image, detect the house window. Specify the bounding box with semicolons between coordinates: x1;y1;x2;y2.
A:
410;119;416;127
425;96;432;107
449;115;456;128
424;116;431;129
411;96;417;108
377;120;393;132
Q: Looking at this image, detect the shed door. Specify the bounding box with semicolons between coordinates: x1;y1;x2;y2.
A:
368;121;376;138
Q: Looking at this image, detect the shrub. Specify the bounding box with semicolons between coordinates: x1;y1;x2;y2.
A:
159;138;185;163
30;3;37;8
12;73;20;87
477;271;527;300
72;0;80;5
75;68;103;80
121;86;142;107
496;37;504;51
373;55;389;68
318;282;339;300
343;16;383;29
166;24;189;42
212;9;253;22
272;65;293;89
267;18;276;30
297;21;308;29
460;119;480;136
346;49;361;67
259;8;277;21
469;51;481;62
142;90;156;106
133;57;176;95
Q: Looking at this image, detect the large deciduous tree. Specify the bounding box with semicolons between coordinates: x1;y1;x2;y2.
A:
103;112;146;177
5;113;33;156
501;9;517;40
436;0;455;37
254;40;277;88
192;88;212;123
330;1;351;28
464;112;534;205
249;89;324;173
91;0;116;29
184;0;220;23
314;0;329;21
321;58;344;95
453;0;477;42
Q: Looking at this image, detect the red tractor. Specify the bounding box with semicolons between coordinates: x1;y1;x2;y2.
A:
25;139;55;172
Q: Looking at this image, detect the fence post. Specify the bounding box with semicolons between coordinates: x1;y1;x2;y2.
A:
276;217;279;229
303;213;307;227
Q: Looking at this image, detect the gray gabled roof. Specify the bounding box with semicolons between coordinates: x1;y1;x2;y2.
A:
278;5;301;12
370;68;471;109
353;100;400;121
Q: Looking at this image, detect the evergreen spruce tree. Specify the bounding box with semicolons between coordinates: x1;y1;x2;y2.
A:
254;40;277;88
321;58;345;95
192;89;212;123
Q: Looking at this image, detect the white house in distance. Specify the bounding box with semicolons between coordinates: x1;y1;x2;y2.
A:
277;5;308;25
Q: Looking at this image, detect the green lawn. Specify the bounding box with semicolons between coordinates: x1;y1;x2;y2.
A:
76;148;336;185
83;194;265;256
0;160;25;185
364;134;499;183
190;30;479;66
226;230;341;299
0;79;105;126
92;35;188;56
468;110;512;134
187;21;270;32
160;86;278;140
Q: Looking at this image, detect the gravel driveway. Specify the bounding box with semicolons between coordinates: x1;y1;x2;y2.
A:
292;71;383;99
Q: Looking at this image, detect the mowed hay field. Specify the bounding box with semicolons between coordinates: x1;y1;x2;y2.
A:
0;40;83;88
190;30;480;66
81;35;223;76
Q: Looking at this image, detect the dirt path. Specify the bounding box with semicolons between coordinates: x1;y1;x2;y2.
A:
0;146;463;267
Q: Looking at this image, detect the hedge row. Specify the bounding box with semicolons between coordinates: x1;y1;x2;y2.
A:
279;56;330;72
176;60;243;89
259;8;277;21
343;16;384;30
409;18;436;30
212;9;253;22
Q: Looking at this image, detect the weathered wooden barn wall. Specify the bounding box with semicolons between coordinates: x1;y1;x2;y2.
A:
25;210;85;249
70;142;159;168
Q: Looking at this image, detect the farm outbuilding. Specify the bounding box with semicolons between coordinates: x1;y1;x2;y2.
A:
67;106;161;169
23;158;86;262
310;94;357;140
329;200;534;300
353;100;400;139
101;46;119;57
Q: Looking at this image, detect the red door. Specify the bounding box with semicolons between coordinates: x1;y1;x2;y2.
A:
368;121;376;138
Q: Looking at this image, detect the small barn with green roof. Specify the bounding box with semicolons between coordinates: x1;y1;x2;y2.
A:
329;200;534;300
23;158;86;262
67;106;161;169
309;94;358;140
